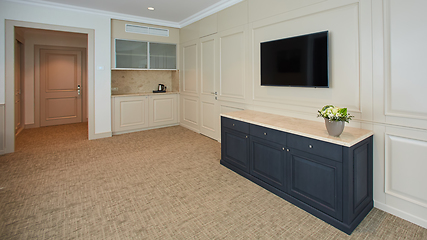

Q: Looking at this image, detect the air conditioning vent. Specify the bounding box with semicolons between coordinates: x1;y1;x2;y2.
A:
125;24;148;34
125;24;169;37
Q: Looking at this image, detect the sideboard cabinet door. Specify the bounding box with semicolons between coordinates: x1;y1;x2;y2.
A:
287;148;343;221
250;136;287;192
221;127;250;173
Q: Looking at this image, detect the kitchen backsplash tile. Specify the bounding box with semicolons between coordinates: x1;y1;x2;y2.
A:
111;70;179;95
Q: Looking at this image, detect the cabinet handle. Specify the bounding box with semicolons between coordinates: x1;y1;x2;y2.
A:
246;136;248;138
264;132;267;135
232;123;235;126
308;145;313;149
287;149;290;152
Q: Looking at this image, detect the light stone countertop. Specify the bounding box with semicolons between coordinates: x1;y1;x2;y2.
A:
221;110;373;147
111;91;179;97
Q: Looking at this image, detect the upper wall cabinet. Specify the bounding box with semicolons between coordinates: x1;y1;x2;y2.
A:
115;39;148;69
114;39;176;70
150;43;177;69
111;19;180;69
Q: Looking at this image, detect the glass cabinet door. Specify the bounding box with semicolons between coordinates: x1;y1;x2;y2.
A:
115;39;148;68
149;43;176;69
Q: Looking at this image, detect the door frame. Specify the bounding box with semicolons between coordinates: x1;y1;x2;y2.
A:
34;45;87;128
4;20;95;154
14;34;25;136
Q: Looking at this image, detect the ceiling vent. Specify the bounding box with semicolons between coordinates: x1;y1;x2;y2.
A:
125;24;169;37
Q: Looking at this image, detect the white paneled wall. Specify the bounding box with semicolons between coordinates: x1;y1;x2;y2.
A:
180;38;200;132
180;95;199;132
179;0;427;229
182;40;198;95
385;0;427;120
386;134;427;208
219;26;247;102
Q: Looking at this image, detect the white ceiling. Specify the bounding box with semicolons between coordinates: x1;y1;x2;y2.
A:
17;0;242;28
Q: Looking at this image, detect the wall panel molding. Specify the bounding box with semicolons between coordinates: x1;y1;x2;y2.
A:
182;40;198;95
180;95;199;132
385;132;427;208
383;0;427;120
219;26;247;101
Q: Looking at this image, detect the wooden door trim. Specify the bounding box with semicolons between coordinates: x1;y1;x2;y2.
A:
15;39;25;135
34;45;87;128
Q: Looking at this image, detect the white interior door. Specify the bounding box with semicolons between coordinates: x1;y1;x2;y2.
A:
40;49;82;126
199;34;219;140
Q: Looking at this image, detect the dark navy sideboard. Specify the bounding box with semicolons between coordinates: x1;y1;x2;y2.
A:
220;112;373;235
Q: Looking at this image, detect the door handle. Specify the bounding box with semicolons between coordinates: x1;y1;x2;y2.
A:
77;85;81;95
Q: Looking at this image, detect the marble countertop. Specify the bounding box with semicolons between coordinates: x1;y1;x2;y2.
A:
221;110;373;147
111;91;179;97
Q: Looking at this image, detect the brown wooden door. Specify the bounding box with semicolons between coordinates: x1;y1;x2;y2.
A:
40;49;82;126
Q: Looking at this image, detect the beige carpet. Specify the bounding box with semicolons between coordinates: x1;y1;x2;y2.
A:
0;123;426;239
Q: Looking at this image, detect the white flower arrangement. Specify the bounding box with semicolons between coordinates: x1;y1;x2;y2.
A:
317;105;353;123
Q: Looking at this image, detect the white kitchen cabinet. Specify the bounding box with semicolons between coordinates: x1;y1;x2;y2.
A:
114;39;176;69
149;94;178;127
112;93;178;134
112;95;149;133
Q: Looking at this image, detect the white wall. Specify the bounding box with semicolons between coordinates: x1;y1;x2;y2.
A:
0;0;112;153
179;0;427;229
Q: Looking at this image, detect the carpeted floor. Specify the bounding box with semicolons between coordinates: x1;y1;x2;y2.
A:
0;123;426;239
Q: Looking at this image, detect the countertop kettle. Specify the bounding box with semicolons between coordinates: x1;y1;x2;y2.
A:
158;84;166;92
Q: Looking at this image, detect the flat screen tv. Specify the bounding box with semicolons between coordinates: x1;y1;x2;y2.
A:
261;31;329;87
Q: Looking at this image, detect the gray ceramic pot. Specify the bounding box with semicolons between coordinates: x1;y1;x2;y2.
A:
324;118;345;137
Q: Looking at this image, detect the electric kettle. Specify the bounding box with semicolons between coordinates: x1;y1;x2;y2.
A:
158;84;167;92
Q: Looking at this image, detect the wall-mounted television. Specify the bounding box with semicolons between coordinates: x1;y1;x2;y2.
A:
261;31;329;88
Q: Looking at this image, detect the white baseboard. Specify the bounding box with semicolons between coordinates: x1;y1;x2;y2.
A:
90;131;112;140
179;123;200;133
374;201;427;229
112;124;180;136
24;124;38;129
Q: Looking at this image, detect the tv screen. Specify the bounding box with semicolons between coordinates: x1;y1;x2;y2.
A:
261;31;329;87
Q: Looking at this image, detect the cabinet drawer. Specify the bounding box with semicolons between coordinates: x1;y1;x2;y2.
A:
287;134;342;162
250;124;286;145
221;117;249;134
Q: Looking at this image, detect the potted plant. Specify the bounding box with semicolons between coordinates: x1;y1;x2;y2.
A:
317;105;354;137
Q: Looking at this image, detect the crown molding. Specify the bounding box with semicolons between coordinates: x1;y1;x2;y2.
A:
179;0;243;28
5;0;181;28
5;0;243;29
